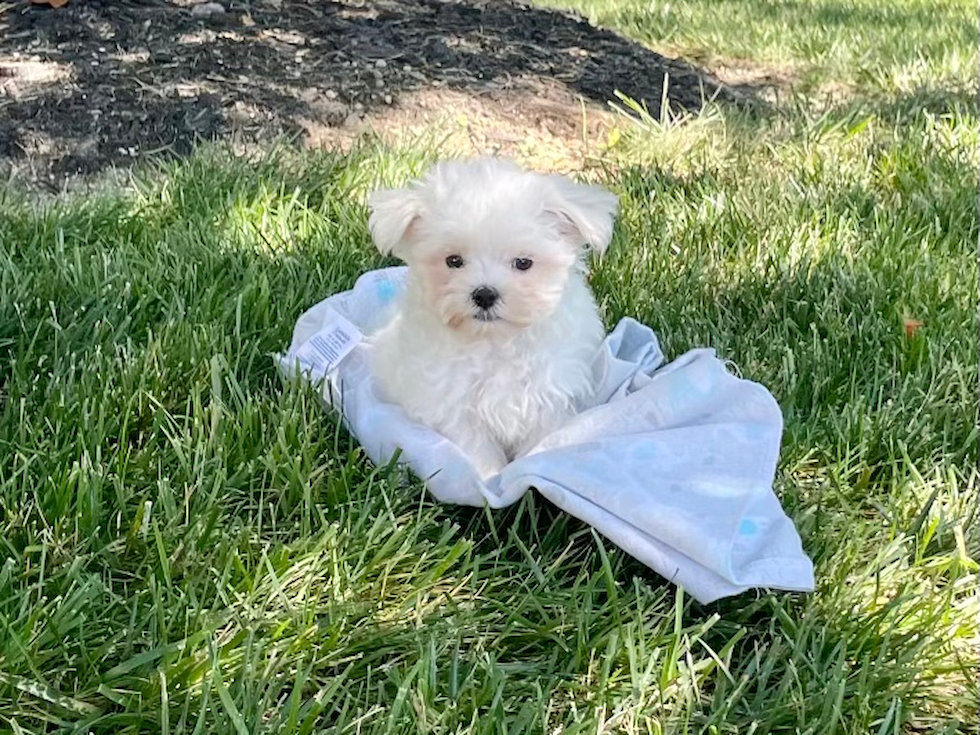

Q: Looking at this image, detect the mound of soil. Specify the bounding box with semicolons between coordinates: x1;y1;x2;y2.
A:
0;0;747;186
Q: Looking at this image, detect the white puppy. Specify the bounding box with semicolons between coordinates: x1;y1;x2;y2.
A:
366;158;618;478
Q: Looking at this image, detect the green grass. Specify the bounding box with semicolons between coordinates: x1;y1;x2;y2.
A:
1;1;977;732
537;0;977;101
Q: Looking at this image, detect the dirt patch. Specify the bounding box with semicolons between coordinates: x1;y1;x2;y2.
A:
305;83;623;171
0;0;754;186
712;58;802;102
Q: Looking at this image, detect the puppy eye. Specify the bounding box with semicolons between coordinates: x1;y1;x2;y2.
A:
512;257;533;271
445;254;464;269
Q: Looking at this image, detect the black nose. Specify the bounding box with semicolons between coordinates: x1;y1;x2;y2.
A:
471;286;499;310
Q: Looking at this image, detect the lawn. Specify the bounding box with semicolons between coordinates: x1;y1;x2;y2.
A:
0;0;977;732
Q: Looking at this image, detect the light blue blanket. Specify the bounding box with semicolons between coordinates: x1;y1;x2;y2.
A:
277;267;814;604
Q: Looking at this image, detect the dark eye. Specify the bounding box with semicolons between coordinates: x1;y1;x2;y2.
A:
512;257;533;271
445;254;464;269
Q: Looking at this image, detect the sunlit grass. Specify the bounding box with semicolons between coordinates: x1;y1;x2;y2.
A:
537;0;978;100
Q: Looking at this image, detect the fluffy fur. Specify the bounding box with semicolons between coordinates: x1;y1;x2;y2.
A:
366;157;618;478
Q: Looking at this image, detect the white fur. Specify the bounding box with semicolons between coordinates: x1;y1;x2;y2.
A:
366;158;618;478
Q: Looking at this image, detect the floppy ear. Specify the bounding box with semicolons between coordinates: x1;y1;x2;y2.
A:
367;187;423;258
545;176;619;255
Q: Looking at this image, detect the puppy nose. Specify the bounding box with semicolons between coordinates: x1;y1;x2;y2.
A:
471;286;499;310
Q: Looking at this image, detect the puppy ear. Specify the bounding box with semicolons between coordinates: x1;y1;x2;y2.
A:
368;187;423;258
545;176;619;255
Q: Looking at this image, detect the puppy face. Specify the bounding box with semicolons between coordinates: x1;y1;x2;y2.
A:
404;203;577;332
368;158;618;336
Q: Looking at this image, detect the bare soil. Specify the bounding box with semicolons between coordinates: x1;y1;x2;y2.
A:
0;0;754;186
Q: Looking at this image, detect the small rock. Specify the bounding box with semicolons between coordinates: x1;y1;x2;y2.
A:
325;90;338;100
375;59;387;68
383;94;392;104
310;98;348;126
191;2;225;19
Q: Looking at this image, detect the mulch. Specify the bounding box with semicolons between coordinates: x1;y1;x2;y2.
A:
0;0;748;186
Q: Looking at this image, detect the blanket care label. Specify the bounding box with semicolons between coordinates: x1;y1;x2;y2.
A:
293;308;362;374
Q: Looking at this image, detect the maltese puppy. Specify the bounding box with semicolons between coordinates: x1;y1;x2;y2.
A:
366;158;618;479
